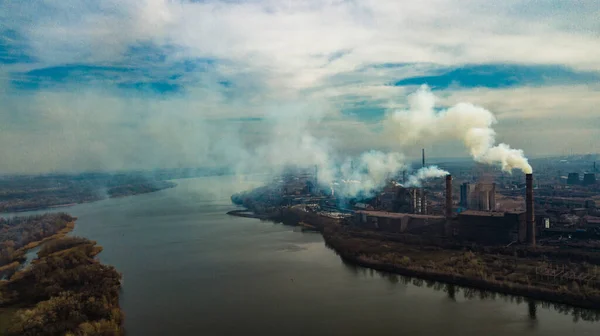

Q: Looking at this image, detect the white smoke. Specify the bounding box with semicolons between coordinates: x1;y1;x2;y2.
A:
386;85;533;174
404;166;449;187
334;151;407;197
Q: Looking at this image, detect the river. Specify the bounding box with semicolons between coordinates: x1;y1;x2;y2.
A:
7;176;600;335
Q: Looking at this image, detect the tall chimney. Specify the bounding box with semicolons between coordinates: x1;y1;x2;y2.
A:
526;173;535;246
445;175;452;219
490;183;496;211
422;148;425;168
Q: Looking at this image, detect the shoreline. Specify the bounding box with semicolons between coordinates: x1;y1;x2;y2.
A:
17;220;75;253
230;206;600;312
323;230;600;311
0;182;176;214
227;209;275;220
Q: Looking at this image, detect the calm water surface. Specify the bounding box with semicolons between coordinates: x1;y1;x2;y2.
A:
11;176;600;335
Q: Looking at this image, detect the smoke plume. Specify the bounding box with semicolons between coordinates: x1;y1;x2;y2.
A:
335;151;407;197
403;166;449;187
386;85;533;174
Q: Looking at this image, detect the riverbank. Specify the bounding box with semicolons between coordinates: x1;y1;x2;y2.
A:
323;226;600;310
0;220;75;278
237;205;600;311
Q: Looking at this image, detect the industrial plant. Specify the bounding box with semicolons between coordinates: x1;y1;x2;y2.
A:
232;153;600;248
228;153;600;310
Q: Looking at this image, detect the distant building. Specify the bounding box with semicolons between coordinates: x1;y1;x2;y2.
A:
460;182;473;208
537;197;596;210
583;173;597;186
567;173;581;185
542;217;551;229
353;202;372;210
584;216;600;227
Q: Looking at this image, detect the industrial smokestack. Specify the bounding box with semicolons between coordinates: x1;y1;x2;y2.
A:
422;148;425;168
526;173;535;246
445;175;452;219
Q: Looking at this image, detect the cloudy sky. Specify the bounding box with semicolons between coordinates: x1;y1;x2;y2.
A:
1;0;599;174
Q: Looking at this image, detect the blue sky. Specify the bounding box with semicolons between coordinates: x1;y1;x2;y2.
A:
1;0;599;174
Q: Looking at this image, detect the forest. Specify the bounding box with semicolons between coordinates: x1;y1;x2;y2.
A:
0;236;123;336
0;213;75;280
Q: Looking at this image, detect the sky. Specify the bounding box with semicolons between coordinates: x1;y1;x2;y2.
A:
1;0;599;175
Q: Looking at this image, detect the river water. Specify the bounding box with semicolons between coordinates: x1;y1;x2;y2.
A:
7;176;600;335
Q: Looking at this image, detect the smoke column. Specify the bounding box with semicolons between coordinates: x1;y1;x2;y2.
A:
231;84;532;198
386;85;533;174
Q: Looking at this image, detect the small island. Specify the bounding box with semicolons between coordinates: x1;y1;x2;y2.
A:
0;214;123;335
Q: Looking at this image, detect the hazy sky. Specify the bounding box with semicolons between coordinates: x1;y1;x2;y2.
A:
1;0;599;174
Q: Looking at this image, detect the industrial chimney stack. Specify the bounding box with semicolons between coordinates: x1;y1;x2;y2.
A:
445;175;453;219
526;173;535;246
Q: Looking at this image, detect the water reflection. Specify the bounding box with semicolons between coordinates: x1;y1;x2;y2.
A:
527;299;539;331
447;284;456;301
340;258;600;323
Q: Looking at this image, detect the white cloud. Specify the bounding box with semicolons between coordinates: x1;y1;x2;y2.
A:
0;0;599;174
5;0;600;80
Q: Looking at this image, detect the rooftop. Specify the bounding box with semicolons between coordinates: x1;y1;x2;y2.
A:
459;210;525;217
585;216;600;224
354;210;444;220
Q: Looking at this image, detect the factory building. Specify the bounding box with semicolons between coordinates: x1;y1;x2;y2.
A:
375;183;428;215
376;183;402;211
459;182;496;211
353;173;537;247
353;210;445;233
456;210;527;245
452;173;536;246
